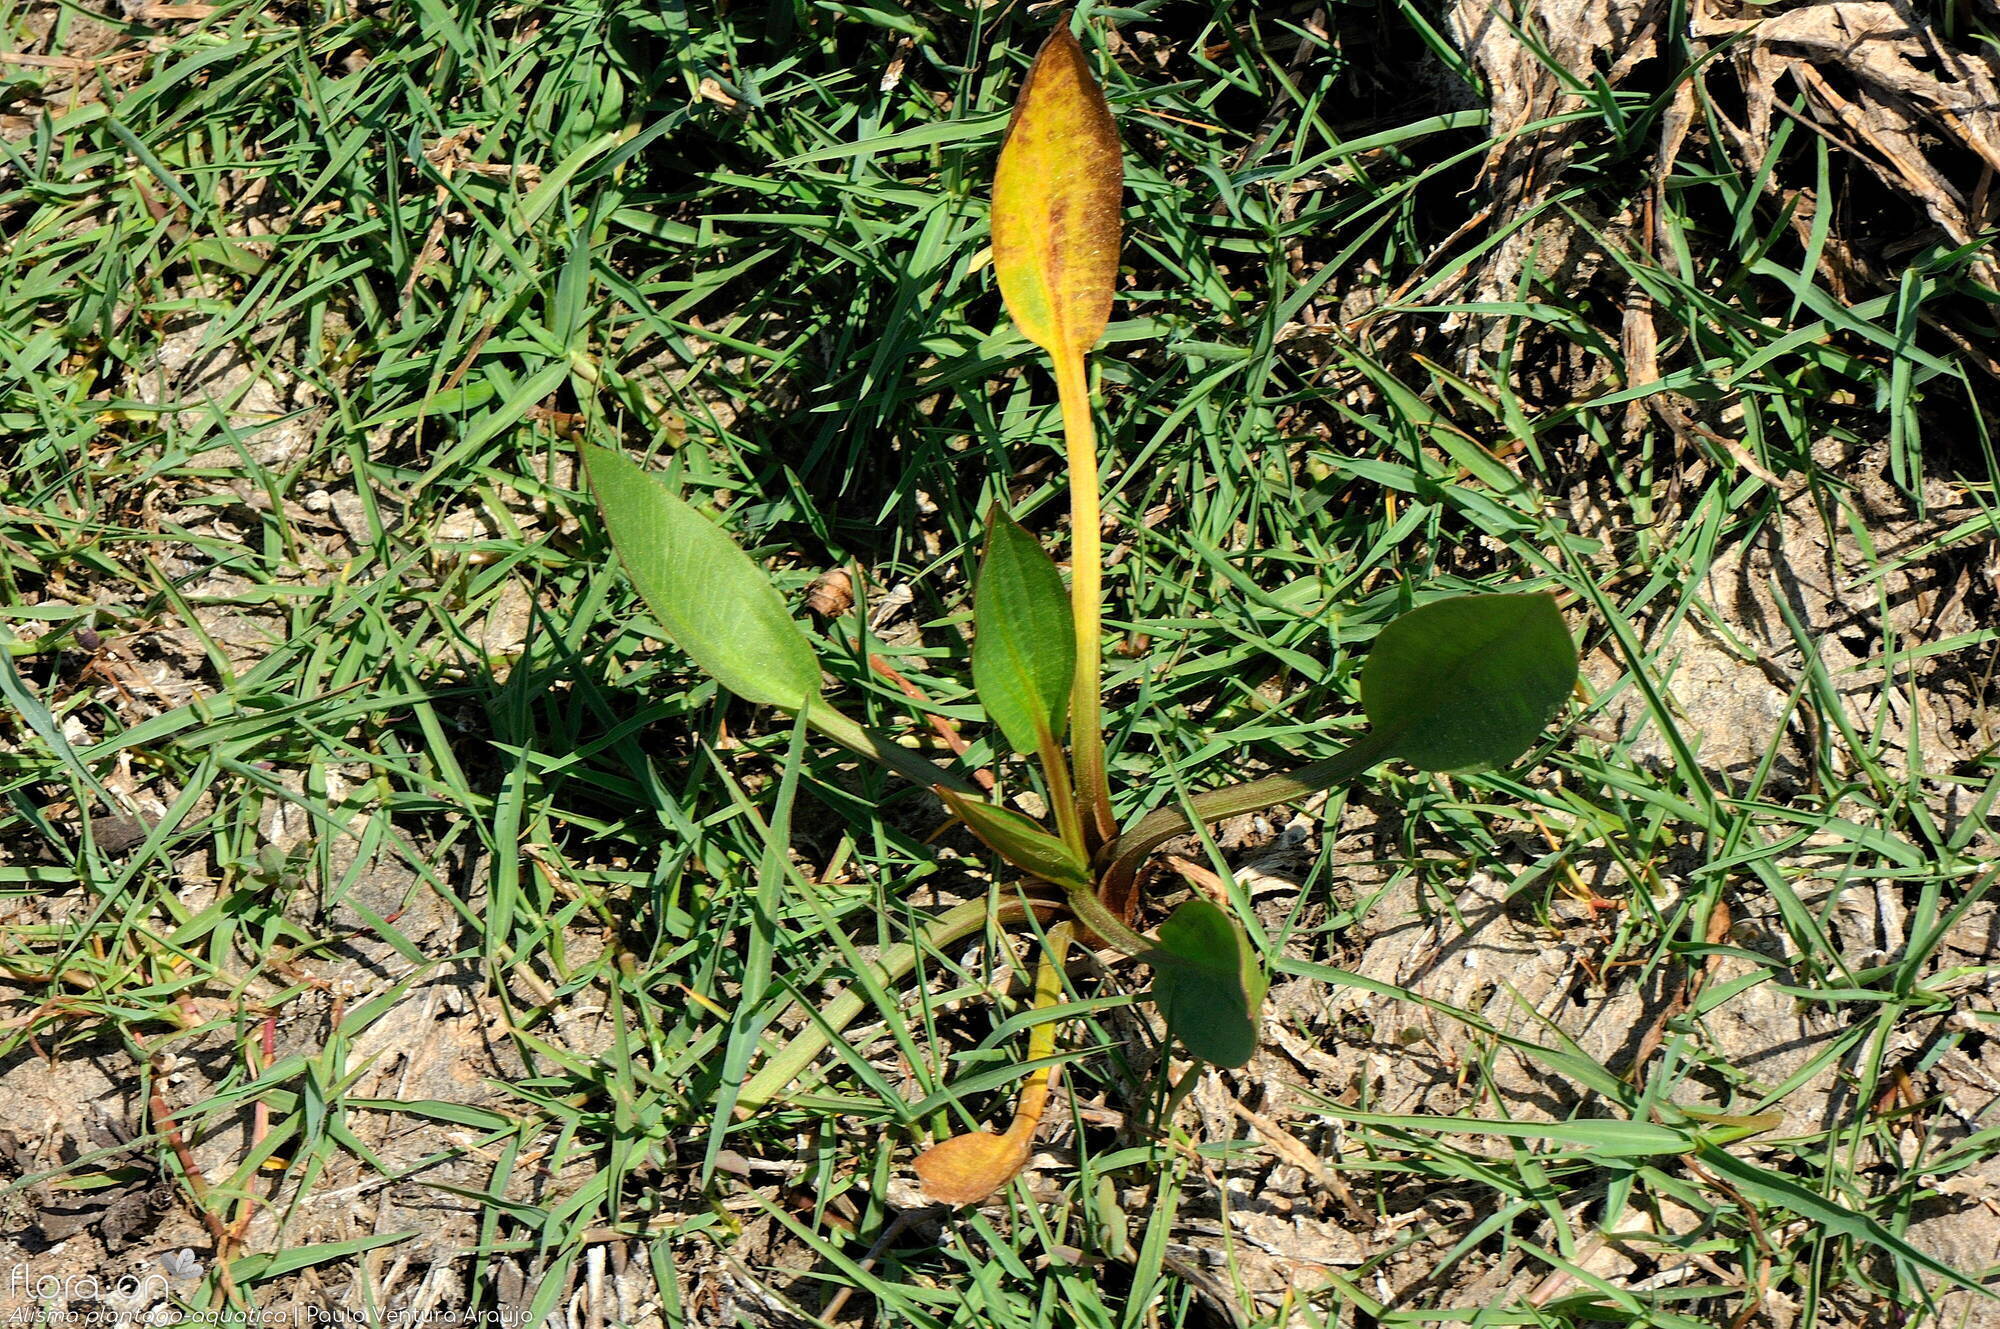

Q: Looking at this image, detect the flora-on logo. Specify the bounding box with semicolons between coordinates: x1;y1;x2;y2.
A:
158;1248;204;1282
6;1249;203;1303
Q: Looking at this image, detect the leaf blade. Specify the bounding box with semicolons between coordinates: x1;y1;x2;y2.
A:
972;506;1076;754
1697;1144;1997;1298
1361;592;1577;773
581;443;822;711
915;924;1074;1206
936;788;1091;892
1147;898;1266;1067
991;25;1123;363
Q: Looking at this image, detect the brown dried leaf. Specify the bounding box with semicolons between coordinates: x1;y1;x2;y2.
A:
913;924;1073;1206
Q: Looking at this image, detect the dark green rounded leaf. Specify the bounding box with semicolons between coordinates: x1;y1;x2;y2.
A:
1147;898;1266;1067
972;506;1075;754
1361;592;1576;773
582;444;822;711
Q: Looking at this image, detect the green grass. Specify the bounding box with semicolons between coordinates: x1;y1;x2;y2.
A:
3;0;2000;1324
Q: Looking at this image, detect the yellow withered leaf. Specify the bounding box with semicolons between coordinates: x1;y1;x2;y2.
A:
913;924;1074;1206
991;25;1123;363
912;1126;1034;1208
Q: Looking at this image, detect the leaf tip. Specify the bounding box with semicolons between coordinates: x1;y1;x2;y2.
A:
914;1130;1028;1207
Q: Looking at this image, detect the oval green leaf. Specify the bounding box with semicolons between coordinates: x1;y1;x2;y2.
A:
972;506;1075;754
936;788;1091;893
1147;898;1266;1068
1361;592;1577;773
581;443;822;711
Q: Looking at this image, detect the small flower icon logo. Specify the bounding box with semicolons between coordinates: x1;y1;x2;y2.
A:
158;1249;203;1282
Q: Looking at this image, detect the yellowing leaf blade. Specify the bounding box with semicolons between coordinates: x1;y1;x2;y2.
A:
991;26;1122;362
915;924;1073;1207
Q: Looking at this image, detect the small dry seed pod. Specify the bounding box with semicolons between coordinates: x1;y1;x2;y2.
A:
806;567;854;617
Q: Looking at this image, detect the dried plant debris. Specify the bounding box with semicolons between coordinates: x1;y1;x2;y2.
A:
1437;0;2000;382
1716;2;2000;287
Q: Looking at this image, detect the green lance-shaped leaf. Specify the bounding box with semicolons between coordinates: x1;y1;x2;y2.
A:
1146;898;1267;1068
936;788;1092;893
1695;1143;1997;1299
1362;592;1577;773
972;506;1076;754
581;443;822;711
